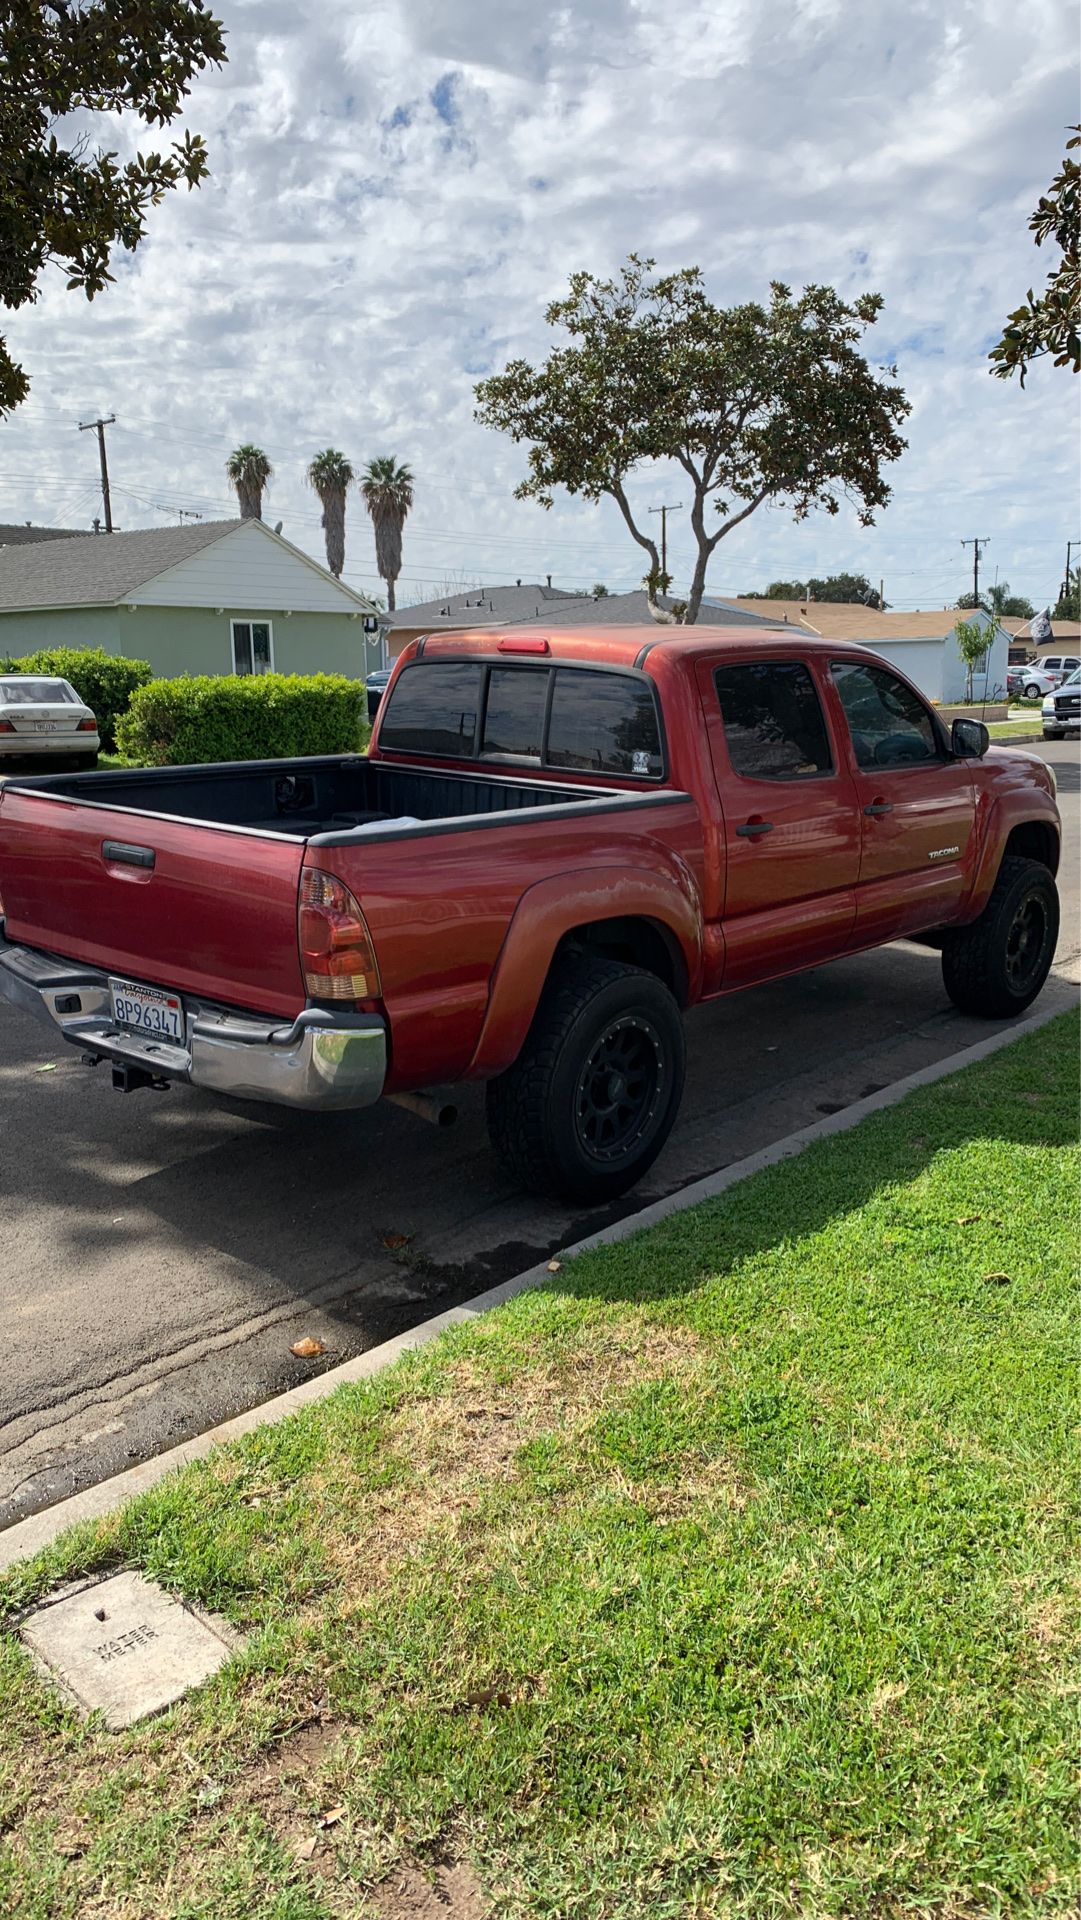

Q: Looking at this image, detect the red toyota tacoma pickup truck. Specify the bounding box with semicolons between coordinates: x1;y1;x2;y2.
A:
0;629;1062;1201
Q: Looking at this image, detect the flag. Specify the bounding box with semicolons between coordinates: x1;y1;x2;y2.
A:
1031;607;1053;644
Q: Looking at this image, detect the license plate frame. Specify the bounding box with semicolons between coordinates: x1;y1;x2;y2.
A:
34;721;58;733
108;978;185;1043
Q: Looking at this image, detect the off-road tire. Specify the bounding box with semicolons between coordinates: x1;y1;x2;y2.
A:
486;956;686;1203
941;855;1059;1018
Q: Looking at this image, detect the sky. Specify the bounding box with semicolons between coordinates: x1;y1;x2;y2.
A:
3;0;1079;614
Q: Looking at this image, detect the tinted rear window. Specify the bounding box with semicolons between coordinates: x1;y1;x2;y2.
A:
378;660;664;779
546;670;663;778
377;663;482;756
481;667;548;759
713;662;832;779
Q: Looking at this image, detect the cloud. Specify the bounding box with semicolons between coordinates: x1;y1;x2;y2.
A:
2;0;1078;610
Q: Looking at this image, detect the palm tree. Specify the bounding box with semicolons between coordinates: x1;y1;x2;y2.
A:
307;448;355;577
360;455;413;611
226;444;273;521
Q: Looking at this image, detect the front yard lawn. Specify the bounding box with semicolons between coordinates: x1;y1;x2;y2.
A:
1;1013;1077;1918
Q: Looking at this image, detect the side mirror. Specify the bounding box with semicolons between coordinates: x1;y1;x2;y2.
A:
951;716;989;758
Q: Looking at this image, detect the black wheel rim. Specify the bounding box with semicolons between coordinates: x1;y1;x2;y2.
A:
574;1015;664;1165
1005;893;1048;993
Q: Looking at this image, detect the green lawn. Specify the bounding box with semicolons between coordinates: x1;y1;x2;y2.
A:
987;718;1046;741
1;1015;1077;1919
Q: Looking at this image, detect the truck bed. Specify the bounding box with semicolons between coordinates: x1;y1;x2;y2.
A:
11;753;604;839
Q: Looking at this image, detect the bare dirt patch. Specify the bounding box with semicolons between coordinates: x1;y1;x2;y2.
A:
372;1860;488;1918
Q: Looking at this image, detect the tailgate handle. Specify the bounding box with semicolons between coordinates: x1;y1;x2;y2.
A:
102;840;155;870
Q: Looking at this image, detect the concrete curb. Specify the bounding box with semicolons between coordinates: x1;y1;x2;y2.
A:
1;989;1076;1574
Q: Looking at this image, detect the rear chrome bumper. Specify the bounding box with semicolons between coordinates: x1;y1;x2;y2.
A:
0;927;386;1112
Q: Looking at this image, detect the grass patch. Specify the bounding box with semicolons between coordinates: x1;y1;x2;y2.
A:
1;1015;1077;1917
987;718;1047;740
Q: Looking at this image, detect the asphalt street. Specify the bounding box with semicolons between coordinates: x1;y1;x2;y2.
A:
1;740;1077;1529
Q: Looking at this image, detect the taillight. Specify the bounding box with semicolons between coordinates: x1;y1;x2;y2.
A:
76;718;97;732
0;720;14;735
299;867;381;1001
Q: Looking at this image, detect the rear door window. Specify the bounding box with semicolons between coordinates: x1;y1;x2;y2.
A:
481;667;548;760
546;670;663;778
713;661;833;779
378;662;483;756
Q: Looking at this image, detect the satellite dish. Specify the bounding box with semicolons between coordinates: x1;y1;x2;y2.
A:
273;520;283;535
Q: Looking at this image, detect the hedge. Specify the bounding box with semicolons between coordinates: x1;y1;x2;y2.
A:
0;647;151;751
116;672;369;766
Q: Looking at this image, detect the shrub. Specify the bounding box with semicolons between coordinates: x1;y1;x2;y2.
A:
116;672;369;766
0;647;152;751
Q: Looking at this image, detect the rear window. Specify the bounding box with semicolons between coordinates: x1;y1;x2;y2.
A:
378;661;664;779
376;662;482;757
0;678;77;705
546;669;663;778
481;666;548;759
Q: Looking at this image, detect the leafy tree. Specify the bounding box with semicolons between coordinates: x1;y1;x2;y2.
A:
1053;567;1079;622
475;256;910;624
592;582;609;597
807;572;882;606
360;456;414;611
0;0;226;417
990;128;1080;385
307;448;355;578
743;573;884;606
743;579;807;599
954;615;992;703
226;444;272;521
957;581;1036;619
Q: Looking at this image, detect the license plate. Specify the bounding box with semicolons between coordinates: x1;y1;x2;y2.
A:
109;978;184;1042
34;721;57;733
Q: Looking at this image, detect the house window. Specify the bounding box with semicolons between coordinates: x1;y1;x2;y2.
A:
231;620;273;675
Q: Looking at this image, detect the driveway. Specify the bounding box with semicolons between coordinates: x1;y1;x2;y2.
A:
1;741;1077;1529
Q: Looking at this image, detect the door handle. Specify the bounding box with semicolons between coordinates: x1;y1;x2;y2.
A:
102;840;155;869
736;820;774;837
863;801;894;816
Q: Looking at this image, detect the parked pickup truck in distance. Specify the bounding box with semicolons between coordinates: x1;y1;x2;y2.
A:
0;628;1062;1201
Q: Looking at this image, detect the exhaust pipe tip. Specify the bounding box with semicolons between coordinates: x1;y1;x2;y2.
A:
386;1090;458;1129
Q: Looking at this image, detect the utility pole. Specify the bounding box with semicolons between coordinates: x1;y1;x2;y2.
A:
1064;538;1078;605
78;415;116;532
961;536;990;609
648;501;683;585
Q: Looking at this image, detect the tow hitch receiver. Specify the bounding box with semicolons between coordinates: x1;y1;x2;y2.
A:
110;1062;171;1094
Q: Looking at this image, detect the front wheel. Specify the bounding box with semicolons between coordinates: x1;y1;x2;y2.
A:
486;956;686;1202
941;855;1059;1018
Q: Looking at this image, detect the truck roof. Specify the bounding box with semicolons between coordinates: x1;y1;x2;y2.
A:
411;625;848;668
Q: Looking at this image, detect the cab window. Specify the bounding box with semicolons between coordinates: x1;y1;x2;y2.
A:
831;661;940;768
713;661;832;779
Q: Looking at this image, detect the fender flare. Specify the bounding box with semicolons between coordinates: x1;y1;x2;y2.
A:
963;794;1061;922
466;862;703;1080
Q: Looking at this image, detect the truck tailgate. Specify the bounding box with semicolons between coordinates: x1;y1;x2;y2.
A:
0;788;306;1019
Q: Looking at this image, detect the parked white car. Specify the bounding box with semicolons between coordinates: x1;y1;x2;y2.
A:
1006;665;1055;700
1038;653;1081;688
0;675;100;768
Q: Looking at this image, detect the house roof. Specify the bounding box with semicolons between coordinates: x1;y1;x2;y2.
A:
0;523;95;546
0;520;239;612
389;583;781;635
0;518;377;615
388;583;585;628
713;599;998;642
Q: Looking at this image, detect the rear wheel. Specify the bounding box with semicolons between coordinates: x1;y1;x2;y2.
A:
941;855;1059;1017
486;956;686;1202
